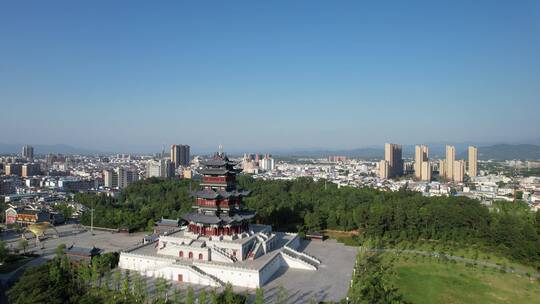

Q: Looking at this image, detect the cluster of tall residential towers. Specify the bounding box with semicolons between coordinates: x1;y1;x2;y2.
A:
379;144;478;182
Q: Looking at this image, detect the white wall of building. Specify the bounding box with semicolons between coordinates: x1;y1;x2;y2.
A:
196;262;260;288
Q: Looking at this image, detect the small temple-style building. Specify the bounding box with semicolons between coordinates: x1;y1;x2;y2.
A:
119;150;321;288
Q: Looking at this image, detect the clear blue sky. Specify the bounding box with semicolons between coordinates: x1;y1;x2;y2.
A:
1;1;539;153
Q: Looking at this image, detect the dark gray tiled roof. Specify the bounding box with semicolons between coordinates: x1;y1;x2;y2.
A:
66;246;101;256
156;218;180;226
193;189;250;200
200;168;236;175
194;189;220;199
182;211;256;225
182;213;222;224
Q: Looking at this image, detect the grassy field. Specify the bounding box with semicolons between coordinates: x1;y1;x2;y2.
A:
392;258;540;304
331;234;539;275
329;233;540;303
391;239;539;275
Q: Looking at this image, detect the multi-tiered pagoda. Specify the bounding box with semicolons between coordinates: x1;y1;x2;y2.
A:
183;152;255;236
120;150;321;290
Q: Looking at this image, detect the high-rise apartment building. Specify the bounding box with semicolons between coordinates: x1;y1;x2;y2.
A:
453;160;466;183
103;169;117;188
379;160;389;179
5;163;23;176
117;168;139;188
21;145;34;161
384;143;403;178
468;146;478;177
328;155;347;162
414;145;430;181
439;159;446;178
179;145;190;167
421;161;431;181
171;145;179;168
171;144;191;169
103;168;138;189
259;154;275;171
147;159;174;178
445;145;456;180
22;163;40;177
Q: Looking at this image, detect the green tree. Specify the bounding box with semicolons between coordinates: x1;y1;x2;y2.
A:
54;203;75;219
8;264;53;303
348;250;407;304
210;289;219;304
132;272;147;302
186;286;195;304
91;261;100;288
254;287;264;304
172;288;183;304
55;243;66;257
113;269;122;291
536;210;540;235
18;238;28;253
0;240;8;263
155;277;168;301
223;283;234;304
103;270;112;291
146;218;156;232
199;289;208;304
121;269;131;297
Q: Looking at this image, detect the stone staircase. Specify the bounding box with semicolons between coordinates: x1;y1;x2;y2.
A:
282;247;320;270
189;264;225;287
212;246;237;263
246;240;259;259
285;245;321;264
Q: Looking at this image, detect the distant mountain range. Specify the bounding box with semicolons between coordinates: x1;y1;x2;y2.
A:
1;142;540;160
0;143;101;155
457;144;540;161
272;143;540;161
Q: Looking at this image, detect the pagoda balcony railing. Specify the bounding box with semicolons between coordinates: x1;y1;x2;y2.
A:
196;199;239;208
202;176;235;184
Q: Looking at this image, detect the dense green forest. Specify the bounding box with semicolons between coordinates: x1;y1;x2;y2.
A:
78;178;194;231
78;176;540;269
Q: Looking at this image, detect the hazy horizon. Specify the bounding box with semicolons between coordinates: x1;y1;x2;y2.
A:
2;1;539;152
1;140;540;156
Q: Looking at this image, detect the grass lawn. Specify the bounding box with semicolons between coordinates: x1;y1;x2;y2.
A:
0;256;34;273
392;258;540;304
392;239;539;275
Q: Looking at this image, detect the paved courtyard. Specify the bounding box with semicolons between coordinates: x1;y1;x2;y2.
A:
0;224;145;290
1;224;145;257
136;238;358;303
2;225;358;303
262;239;358;303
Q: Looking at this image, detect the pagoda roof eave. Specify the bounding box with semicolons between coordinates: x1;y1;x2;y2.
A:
182;211;256;225
192;189;250;200
199;168;238;175
192;189;220;199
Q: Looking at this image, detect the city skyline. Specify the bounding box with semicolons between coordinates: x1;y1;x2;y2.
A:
1;1;540;152
3;2;540;303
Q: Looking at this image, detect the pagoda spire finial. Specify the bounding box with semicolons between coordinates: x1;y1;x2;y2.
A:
218;144;223;156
